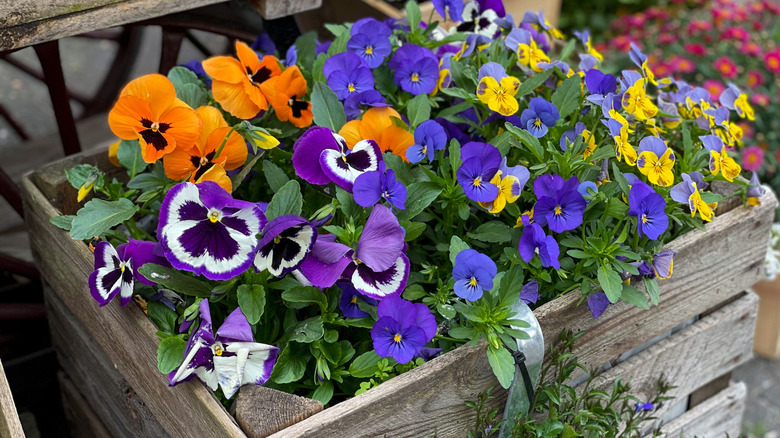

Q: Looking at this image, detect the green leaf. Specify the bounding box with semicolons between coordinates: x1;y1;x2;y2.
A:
397;182;442;221
448;326;475;339
311;82;346;131
138;263;213;297
312;380;334;405
437;303;456;319
312;53;328;84
294;31;318;72
50;215;75;231
335;186;362;218
644;277;660;306
383;152;415;185
117;139;147;177
272;345;307;384
449;235;471;264
558;39;577;63
621;284;649;309
127;164;168;190
147;301;179;333
265;180;303;221
176;83;208;109
230;152;263;192
597;265;624;303
402;221;426;241
287;316;324;343
402;284;427;301
515;69;553;99
467;221;514;243
167;66;201;89
327;25;352;56
282;286;328;313
405;0;422;30
551;75;581;120
504;123;544;161
407;93;431;128
65;164;101;190
157;336;186;374
320;341;342;364
348;350;383;378
263;160;289;192
499;264;524;307
491;131;515;156
611;161;631;196
487;345;515;389
70;198;138;240
237;284;266;325
605;197;628;218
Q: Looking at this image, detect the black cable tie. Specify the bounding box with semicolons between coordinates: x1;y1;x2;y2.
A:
512;350;535;408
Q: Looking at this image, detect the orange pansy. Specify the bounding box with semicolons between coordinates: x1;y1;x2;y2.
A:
260;66;313;128
337;107;414;160
108;74;201;163
163;106;247;193
203;41;281;120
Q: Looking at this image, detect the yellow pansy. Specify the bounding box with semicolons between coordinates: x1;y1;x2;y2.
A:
517;39;550;73
622;79;658;120
477;76;521;116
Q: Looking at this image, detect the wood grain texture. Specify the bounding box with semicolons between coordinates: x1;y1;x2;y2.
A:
235;386;323;438
535;187;776;382
0;361;23;438
660;381;746;437
248;0;321;19
0;0;229;51
58;371;112;438
46;287;169;437
21;175;246;438
751;281;780;359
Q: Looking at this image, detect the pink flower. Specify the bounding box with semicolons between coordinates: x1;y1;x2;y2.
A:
714;56;738;79
684;43;707;56
658;34;678;45
764;50;780;73
742;146;764;171
747;70;765;89
704;79;725;101
737;121;754;139
653;62;672;78
720;27;750;41
688;20;712;35
670;55;696;74
741;41;763;57
751;93;770;107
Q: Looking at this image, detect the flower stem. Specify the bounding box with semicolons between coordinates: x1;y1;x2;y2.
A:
213;125;239;160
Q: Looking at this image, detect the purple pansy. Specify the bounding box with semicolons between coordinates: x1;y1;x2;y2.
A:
169;300;278;399
635;402;654;413
157;181;265;281
456;142;502;202
370;295;437;364
407;120;448;163
89;240;168;307
250;33;276;54
452;249;498;301
518;223;561;269
338;282;378;318
533;174;586;233
347;18;392;69
670;172;707;209
393;56;439;95
520;280;540;305
519;98;560;138
292;127;382;192
652;249;677;279
344;90;389;120
584;69;617;106
253;215;317;277
353;166;407;210
316;39;331;55
298;234;353;289
505;28;531;52
559;122;586;151
627;181;668;240
747;172;766;200
323;52;375;100
432;0;464;22
577;181;598;201
587;292;610;318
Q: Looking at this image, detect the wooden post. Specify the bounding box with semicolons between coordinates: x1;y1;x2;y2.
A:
0;360;24;438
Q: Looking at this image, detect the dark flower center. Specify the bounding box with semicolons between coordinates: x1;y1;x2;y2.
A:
248;66;272;85
139;118;171;151
287;95;309;118
191;151;218;181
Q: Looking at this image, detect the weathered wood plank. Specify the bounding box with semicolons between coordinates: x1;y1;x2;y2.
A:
20;175;246;438
45;286;169;437
660;381;746;437
0;361;24;438
751;281;780;359
57;371;112;438
235;386;323;438
535;188;775;381
0;0;229;51
588;292;757;417
247;0;322;20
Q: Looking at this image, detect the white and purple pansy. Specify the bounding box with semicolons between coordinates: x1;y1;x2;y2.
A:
157;181;266;281
253;215;317;277
292;126;382;192
169;300;278;399
298;234;353;289
89;239;168;307
344;204;410;299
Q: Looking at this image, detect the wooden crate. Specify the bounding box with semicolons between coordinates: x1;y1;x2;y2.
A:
20;149;775;437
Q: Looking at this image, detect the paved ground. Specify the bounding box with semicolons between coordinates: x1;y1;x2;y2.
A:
734;357;780;436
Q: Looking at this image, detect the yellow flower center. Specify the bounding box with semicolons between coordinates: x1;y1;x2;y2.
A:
151;122;160;132
200;156;208;166
274;235;281;244
534;119;543;127
213;343;224;356
208;210;220;223
642;214;648;223
348;83;356;92
473;176;482;187
411;73;420;82
554;205;562;215
366;46;374;55
469;277;478;286
351;296;358;304
393;333;402;343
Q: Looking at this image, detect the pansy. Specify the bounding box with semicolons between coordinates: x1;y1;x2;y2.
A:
587;292;610;319
452;249;497;301
518;222;560;269
370;295;436;364
606;118;637;166
670;172;713;222
254;215;316;277
259;66;313;128
163;106;247;193
573;29;603;62
392;52;439;95
635;402;654;413
298;235;353;289
719;84;755;121
519;98;560;138
157;181;266;281
345;205;410;299
339;106;414;158
407;120;448;163
347;18;393;69
292;127;382;192
108;74;201;163
628;43;657;85
517;36;551;73
584;69;617;106
701;135;741;181
747;172;766;206
89;240;168;307
533;174;586;233
561;122;597;160
169;300;278;399
457;1;499;37
353;166;407;210
622;78;658;121
323;52;375;100
202;41;281;119
652;249;677;279
477;69;521;116
521;10;563;39
343;90;389;120
520;280;540;305
628;181;668;240
478;158;530;214
338;282;378;318
637;136;675;187
456;142;502;202
432;0;464;22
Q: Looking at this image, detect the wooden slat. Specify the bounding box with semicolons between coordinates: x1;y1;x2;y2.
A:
660;381;746;437
247;0;322;20
57;371;112;438
235;386;323;438
535;187;776;382
0;0;229;51
20;175;246;438
0;361;24;438
46;287;169;437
